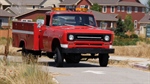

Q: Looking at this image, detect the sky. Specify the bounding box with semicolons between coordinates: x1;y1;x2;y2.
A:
139;0;148;5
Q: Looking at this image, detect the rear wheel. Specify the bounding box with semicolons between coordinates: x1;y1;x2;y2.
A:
54;47;64;67
65;54;81;63
99;54;109;67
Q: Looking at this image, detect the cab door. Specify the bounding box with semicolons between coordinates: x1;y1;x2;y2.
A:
42;15;53;52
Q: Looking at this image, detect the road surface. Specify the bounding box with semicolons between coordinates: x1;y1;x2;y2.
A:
41;60;150;84
0;55;150;84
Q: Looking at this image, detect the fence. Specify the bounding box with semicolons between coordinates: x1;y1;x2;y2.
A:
0;29;12;38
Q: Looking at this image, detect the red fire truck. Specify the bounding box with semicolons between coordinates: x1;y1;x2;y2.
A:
12;6;114;67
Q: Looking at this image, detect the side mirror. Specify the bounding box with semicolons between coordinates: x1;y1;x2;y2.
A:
36;19;44;28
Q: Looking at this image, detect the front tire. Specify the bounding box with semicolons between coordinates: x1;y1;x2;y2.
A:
54;47;64;67
99;54;109;67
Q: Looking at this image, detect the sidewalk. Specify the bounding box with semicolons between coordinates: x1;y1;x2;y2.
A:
110;55;150;70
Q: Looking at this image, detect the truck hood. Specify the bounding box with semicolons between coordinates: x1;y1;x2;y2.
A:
59;26;114;34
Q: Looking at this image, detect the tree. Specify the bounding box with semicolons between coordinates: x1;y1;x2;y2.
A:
147;0;150;12
124;14;134;32
115;17;125;36
90;3;102;12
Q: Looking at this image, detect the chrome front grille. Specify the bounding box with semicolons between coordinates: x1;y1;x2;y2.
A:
75;34;104;41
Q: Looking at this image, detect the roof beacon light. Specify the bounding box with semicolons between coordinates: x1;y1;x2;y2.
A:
52;7;66;11
52;5;88;12
76;8;88;12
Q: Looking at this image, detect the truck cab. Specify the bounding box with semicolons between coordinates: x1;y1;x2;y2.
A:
12;6;114;67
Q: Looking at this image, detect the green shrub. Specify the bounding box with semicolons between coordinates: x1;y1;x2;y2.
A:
113;37;139;46
120;34;129;38
0;37;12;45
130;34;138;38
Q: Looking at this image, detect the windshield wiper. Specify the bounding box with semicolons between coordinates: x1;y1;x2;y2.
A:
82;24;94;27
63;24;74;26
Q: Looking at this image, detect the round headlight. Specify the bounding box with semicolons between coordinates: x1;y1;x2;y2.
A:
104;35;110;41
68;35;74;40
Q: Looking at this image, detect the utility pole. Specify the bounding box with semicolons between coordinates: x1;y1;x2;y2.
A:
3;17;10;65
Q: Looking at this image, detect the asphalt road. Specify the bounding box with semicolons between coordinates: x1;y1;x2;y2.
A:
41;60;150;84
0;55;150;84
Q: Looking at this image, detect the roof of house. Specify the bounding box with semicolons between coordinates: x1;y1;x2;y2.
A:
5;7;32;16
91;10;118;21
0;9;15;17
15;6;117;22
59;0;145;7
139;13;150;24
59;0;79;5
7;0;44;6
0;0;10;5
41;0;60;7
89;0;118;5
118;1;145;7
15;6;51;18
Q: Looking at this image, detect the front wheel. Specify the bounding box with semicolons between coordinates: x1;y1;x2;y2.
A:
54;47;64;67
99;54;109;67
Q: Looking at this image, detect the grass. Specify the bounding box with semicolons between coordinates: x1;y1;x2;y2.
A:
0;38;55;84
0;45;21;56
0;37;21;56
0;37;8;45
0;60;55;84
113;42;150;58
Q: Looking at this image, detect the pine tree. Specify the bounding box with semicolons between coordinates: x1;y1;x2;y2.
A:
124;14;134;32
115;17;125;36
90;3;102;12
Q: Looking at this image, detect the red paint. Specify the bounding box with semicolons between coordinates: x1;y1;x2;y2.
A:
12;22;40;50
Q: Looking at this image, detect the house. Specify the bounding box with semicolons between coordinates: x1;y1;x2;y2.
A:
5;7;32;16
5;0;61;10
138;13;150;37
6;0;45;9
15;6;51;22
0;9;15;28
0;0;61;10
59;0;146;32
0;0;10;10
41;0;61;8
89;10;118;29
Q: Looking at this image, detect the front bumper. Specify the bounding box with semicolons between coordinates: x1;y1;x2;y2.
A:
62;48;114;54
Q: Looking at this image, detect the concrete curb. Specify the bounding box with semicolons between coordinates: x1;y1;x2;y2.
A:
88;58;150;71
130;63;150;70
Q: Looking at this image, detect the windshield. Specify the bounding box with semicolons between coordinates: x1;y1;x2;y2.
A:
52;14;96;26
